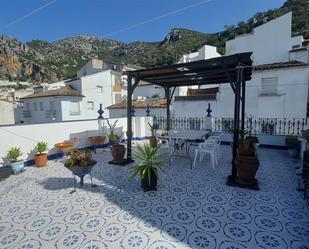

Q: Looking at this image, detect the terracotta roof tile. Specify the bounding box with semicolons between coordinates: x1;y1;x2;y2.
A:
20;85;84;99
107;98;166;109
253;61;308;71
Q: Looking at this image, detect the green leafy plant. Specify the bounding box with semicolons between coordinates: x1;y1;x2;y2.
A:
65;150;95;167
34;141;48;155
106;119;119;142
130;144;167;185
226;126;248;142
148;122;159;137
7;147;23;162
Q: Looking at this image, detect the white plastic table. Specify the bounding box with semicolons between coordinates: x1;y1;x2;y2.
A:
168;130;210;168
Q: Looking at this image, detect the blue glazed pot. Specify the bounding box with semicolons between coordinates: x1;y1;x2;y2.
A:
10;160;24;174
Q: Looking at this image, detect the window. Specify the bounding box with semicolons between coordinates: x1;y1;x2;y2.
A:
26;103;30;110
33;102;37;111
39;102;44;111
261;77;278;95
49;101;54;110
97;86;103;93
87;101;94;110
70;101;80;115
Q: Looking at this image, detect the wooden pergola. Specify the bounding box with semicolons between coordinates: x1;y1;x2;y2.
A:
125;52;253;181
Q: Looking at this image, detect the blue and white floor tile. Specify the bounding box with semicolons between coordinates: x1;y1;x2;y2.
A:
0;145;308;248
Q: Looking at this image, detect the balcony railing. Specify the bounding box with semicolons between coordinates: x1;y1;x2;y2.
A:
153;116;308;135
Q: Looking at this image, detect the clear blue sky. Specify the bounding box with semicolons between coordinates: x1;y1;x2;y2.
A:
0;0;286;43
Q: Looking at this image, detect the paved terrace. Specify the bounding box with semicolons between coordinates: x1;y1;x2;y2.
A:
0;145;308;249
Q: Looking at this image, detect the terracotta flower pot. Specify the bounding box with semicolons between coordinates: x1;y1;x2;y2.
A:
235;155;259;185
88;136;106;145
54;142;73;152
34;154;48;167
149;137;157;147
111;144;126;162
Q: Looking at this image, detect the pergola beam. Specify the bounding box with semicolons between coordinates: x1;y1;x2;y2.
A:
125;52;253;182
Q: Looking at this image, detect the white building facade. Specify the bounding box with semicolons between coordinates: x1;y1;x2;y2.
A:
19;69;123;123
171;12;309;120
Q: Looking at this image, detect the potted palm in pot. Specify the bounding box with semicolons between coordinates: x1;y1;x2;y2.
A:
34;141;48;167
285;135;300;158
129;144;167;191
148;122;159;147
7;147;24;174
235;138;259;186
107;119;125;162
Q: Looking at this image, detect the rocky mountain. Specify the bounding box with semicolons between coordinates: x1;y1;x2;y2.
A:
0;0;307;83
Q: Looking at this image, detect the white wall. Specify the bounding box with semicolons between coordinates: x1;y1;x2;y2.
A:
179;44;221;63
66;70;115;119
289;50;309;63
133;85;165;98
217;66;309;119
0;117;152;166
0;100;15;125
172;99;217;117
77;59;104;78
226;12;296;65
20;96;63;123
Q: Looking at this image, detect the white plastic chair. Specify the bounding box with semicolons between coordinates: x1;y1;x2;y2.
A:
193;138;217;169
192;133;223;169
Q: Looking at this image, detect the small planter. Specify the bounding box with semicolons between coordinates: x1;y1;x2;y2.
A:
111;144;126;162
34;154;48;167
141;169;157;191
235;155;259;185
149;137;157;147
65;161;97;187
88;136;106;145
10;160;24;174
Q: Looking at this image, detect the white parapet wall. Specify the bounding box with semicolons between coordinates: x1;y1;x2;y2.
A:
0;117;153;166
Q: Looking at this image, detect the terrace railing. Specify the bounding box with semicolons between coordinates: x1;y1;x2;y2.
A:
153;116;308;135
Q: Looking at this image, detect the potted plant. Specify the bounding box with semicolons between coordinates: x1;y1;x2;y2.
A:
64;150;97;187
106;119;119;143
106;119;125;162
148;122;159;147
7;147;24;174
285;135;300;158
235;138;259;186
34;141;48;167
130;144;167;191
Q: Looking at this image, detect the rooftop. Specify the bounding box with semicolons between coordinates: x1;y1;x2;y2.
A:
253;60;309;71
107;97;167;109
20;85;84;100
0;145;308;248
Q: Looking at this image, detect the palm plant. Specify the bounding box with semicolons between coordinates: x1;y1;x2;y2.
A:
129;144;167;188
148;122;159;137
34;141;48;155
7;147;23;162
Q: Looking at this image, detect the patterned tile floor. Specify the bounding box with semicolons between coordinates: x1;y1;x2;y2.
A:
0;145;308;249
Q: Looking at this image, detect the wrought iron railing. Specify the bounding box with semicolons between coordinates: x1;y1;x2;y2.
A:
153;116;308;135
